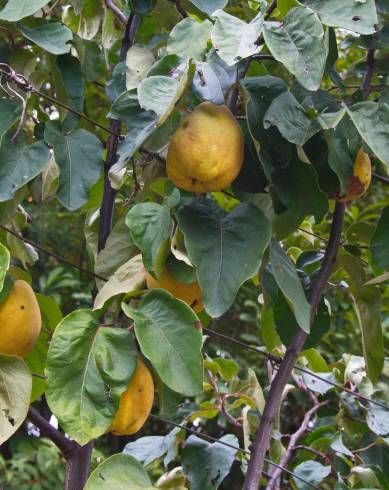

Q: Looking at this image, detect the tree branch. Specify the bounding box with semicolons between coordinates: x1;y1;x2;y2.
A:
98;14;141;253
28;407;74;457
105;0;128;25
242;202;346;490
265;402;328;490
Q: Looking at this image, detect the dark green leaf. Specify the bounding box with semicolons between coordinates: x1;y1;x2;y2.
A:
0;131;51;202
181;435;238;490
46;309;137;445
44;122;103;210
292;461;331;489
371;206;389;269
177;201;271;317
270;240;311;333
18;19;72;55
128;0;157;15
0;243;10;292
125;189;180;273
122;289;203;396
263;6;326;91
0;98;21;142
366;405;389;436
188;0;227;16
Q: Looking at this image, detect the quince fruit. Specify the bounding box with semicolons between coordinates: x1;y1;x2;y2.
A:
333;149;371;202
167;102;244;192
109;358;154;436
0;280;41;358
146;268;203;312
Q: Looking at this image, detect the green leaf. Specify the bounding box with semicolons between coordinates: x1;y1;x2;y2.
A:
264;92;345;145
122;289;203;396
211;11;264;66
25;293;62;402
181;435;238;490
177;201;271;318
138;63;194;126
292;461;331;490
188;0;227;16
345;102;389;171
305;0;377;35
352;287;384;384
263;6;326;91
109;90;158;174
45;309;137;445
94;254;146;310
18;19;73;55
0;131;51;202
0;243;10;292
167;18;212;60
365;272;389;286
125;189;180;273
192;61;225;104
128;0;157;15
0;98;21;143
0;0;50;21
274;293;330;348
371;206;389;269
269;240;311;333
366;405;389;436
44;122;103;210
0;354;32;445
126;46;155;90
84;454;155;490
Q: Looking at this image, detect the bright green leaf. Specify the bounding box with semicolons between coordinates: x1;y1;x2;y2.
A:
46;309;137;445
122;289;203;396
167;18;212;60
84;454;155;490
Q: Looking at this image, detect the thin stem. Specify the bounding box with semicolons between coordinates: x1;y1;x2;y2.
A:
361;48;376;100
265;402;328;489
372;172;389;185
105;0;128;24
0;224;107;282
242;202;346;490
28;407;74;457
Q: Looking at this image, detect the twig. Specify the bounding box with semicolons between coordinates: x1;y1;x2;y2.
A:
361;48;376;100
174;0;187;18
28;407;74;458
372;172;389;185
352;441;377;454
207;370;242;429
264;0;278;19
242;202;346;490
149;414;320;489
0;224;107;282
105;0;128;24
292;445;330;462
265;402;328;489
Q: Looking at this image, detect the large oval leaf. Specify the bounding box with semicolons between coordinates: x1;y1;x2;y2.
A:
0;0;50;21
45;309;136;445
122;289;203;396
177;200;271;317
0;354;32;444
263;6;326;91
84;454;155;490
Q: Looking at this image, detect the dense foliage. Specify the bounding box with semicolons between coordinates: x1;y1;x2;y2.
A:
0;0;388;489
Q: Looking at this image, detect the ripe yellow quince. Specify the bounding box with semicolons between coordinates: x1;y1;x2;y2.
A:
335;149;371;202
109;358;154;436
0;279;41;358
167;102;244;192
146;268;203;312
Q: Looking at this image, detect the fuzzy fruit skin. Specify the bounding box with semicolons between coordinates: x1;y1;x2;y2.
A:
337;149;371;202
146;270;203;312
0;280;41;358
109;358;154;436
167;102;244;192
